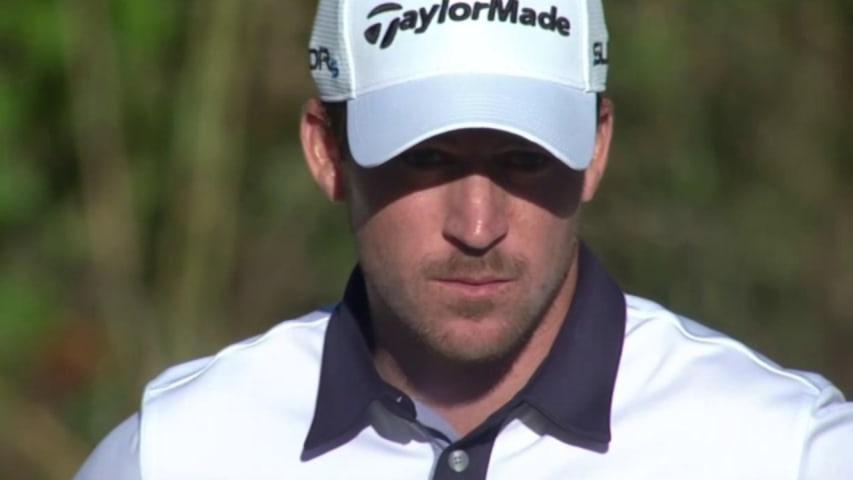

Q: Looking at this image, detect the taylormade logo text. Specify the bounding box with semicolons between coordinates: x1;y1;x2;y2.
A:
364;0;571;49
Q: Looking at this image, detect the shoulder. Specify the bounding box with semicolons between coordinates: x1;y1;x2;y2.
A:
137;308;335;478
615;294;853;477
143;307;332;401
73;414;142;480
622;294;833;397
74;308;335;479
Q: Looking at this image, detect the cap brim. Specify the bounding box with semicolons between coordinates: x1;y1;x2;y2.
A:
346;74;597;170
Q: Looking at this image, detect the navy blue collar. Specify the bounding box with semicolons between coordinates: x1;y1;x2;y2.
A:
303;243;626;456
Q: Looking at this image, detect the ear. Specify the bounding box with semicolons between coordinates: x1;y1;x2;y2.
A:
300;98;346;202
581;96;613;202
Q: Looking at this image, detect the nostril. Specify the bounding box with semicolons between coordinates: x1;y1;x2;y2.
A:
442;212;508;253
443;232;506;256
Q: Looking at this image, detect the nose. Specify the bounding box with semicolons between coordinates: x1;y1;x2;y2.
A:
442;173;508;253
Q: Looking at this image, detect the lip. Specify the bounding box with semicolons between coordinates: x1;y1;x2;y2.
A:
432;277;514;297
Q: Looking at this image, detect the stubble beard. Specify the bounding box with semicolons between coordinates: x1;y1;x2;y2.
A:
365;247;573;366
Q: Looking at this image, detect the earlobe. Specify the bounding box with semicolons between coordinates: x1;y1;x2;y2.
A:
581;96;614;202
300;98;345;202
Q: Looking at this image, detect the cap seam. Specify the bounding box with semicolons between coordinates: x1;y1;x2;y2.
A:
352;72;591;98
582;0;592;91
341;0;357;98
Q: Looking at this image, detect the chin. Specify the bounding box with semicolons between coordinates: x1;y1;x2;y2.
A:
425;315;534;364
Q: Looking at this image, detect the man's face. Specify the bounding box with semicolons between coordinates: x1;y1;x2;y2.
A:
341;129;586;364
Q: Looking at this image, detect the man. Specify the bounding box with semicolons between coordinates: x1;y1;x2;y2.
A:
76;0;853;478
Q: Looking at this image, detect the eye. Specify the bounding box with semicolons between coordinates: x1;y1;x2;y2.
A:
398;148;455;170
498;150;552;172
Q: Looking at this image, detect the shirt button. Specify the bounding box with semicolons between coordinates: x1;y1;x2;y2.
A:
447;449;470;473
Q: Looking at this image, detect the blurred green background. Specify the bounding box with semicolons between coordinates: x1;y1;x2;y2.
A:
1;0;852;478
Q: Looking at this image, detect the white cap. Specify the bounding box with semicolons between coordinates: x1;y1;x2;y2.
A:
308;0;609;170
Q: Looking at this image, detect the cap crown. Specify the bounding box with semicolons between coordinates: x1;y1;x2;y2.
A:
309;0;609;101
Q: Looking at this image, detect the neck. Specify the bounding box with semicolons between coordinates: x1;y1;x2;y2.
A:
371;247;580;436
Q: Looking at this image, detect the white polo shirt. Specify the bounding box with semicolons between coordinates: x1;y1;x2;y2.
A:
75;246;853;479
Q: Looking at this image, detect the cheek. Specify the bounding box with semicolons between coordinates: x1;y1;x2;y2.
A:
344;163;439;232
502;166;583;219
509;199;579;268
510;169;584;263
349;187;445;271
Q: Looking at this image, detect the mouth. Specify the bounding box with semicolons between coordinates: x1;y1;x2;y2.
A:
432;277;515;297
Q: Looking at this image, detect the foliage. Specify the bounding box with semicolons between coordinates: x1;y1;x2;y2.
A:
0;0;851;478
